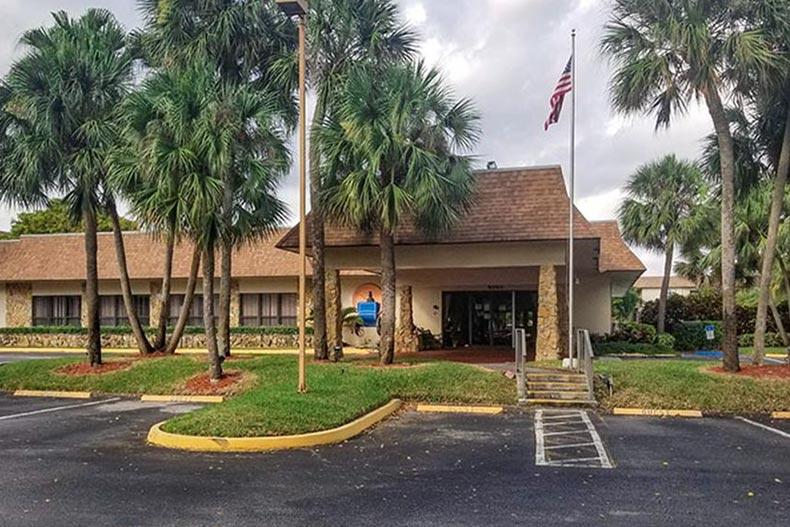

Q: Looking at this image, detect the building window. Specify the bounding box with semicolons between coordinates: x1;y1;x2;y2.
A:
32;296;82;327
100;296;150;327
168;295;218;326
240;294;298;326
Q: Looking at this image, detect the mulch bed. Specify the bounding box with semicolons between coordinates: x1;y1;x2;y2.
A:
56;360;135;376
708;364;790;379
183;371;245;395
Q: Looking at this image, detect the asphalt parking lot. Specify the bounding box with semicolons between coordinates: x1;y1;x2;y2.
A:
0;394;788;526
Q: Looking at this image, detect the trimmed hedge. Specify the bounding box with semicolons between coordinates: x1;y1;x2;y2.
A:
611;322;656;344
593;342;674;356
671;320;722;351
0;325;309;336
738;332;786;348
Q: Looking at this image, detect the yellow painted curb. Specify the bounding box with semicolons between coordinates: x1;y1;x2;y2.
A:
147;399;402;452
771;412;790;419
766;353;788;359
416;404;504;415
141;395;224;404
14;390;92;399
613;408;702;418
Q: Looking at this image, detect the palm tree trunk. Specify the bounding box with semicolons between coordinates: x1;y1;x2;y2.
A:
704;85;740;373
218;239;233;358
203;247;223;381
753;110;790;366
657;243;674;334
164;245;201;355
84;207;102;367
769;296;788;347
379;227;397;365
107;201;153;354
310;98;328;360
155;219;176;351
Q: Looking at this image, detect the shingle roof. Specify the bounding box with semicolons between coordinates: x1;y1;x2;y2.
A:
0;229;345;282
634;275;696;290
588;221;646;273
277;166;599;249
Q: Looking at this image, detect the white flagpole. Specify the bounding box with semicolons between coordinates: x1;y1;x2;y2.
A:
568;29;576;365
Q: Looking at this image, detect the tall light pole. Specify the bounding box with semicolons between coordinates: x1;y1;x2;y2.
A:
275;0;309;393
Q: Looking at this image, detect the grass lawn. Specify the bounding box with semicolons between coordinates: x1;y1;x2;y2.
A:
738;347;788;357
595;360;790;414
0;356;515;437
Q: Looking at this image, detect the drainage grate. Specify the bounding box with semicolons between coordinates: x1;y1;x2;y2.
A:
534;409;613;469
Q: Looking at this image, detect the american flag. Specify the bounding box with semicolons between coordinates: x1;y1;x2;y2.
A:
544;56;573;131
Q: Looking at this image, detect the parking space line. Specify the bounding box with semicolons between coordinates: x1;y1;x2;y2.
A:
535;409;614;469
735;417;790;440
0;397;121;421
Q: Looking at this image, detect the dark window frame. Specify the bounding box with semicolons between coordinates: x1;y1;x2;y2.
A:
100;295;150;327
240;293;298;327
32;296;82;327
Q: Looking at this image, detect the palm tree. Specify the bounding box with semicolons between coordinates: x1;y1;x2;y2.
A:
620;156;707;333
321;61;480;364
306;0;417;359
601;0;779;372
743;0;790;364
137;0;296;358
0;10;134;366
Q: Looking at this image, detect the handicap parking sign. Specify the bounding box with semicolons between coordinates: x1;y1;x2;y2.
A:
705;324;715;341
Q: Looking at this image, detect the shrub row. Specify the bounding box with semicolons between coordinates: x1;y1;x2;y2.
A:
592;342;674;356
0;325;309;336
737;332;786;348
640;288;790;336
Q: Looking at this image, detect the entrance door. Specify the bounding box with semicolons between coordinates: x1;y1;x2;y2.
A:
442;291;538;355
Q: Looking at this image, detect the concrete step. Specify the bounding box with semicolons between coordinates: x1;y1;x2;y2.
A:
527;390;590;400
527;381;588;391
527;373;586;383
526;398;597;407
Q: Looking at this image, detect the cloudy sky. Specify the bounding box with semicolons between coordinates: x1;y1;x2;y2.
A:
0;0;715;274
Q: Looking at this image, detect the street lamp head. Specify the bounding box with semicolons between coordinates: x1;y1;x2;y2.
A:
275;0;308;17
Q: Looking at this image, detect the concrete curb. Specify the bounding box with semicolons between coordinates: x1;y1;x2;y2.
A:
416;404;504;415
613;408;703;418
0;347;372;356
147;399;403;452
14;390;92;399
141;395;224;404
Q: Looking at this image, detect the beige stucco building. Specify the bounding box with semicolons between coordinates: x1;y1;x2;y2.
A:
0;166;644;360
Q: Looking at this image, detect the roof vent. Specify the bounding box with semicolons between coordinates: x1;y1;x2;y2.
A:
486;161;498;170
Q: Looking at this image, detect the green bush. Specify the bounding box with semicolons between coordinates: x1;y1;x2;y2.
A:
0;325;309;336
593;342;674;356
655;332;676;350
738;332;785;348
671;321;722;351
612;322;656;344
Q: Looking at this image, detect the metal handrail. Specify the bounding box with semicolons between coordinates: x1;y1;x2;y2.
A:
575;328;595;400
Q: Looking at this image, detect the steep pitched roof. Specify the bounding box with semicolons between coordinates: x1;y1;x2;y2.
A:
0;229;317;282
277;166;598;249
589;221;646;273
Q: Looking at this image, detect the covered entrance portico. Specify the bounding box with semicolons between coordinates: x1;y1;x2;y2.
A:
441;290;537;352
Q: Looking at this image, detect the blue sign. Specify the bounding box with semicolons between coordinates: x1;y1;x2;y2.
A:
705;324;715;341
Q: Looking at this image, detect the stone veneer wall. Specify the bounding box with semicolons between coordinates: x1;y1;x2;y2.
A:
230;281;240;327
0;332;312;349
536;265;562;360
5;283;32;327
149;281;163;327
395;286;419;353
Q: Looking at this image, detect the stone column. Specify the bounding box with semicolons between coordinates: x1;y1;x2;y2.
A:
149;281;163;327
6;283;33;327
395;286;419;353
80;283;89;328
230;280;240;327
325;269;343;350
536;265;562;361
